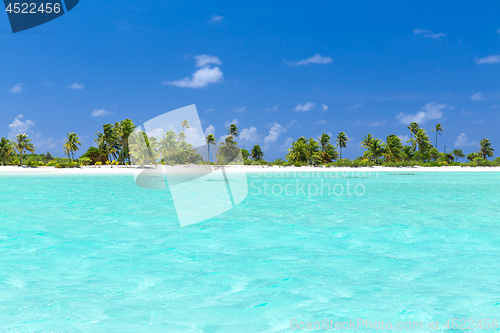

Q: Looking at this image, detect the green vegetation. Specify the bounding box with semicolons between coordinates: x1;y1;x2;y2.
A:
15;133;35;166
0;120;497;168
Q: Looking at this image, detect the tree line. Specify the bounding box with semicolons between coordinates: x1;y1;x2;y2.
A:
0;120;496;167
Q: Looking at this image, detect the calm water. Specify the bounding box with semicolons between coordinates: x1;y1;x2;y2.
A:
1;171;500;332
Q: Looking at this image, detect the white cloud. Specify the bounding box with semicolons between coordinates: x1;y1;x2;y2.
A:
321;103;328;111
427;33;446;38
396;102;447;125
288;54;332;66
476;55;500;64
9;83;24;93
147;127;166;139
265;105;280;112
165;66;223;88
348;103;362;110
454;133;477;147
194;55;222;67
279;137;294;151
369;120;387;127
8;114;35;138
398;135;410;143
471;92;483;101
287;119;297;128
7;115;60;152
224;118;239;127
205;108;214;113
33;134;60;151
204;125;215;137
474;120;485;124
413;28;446;38
413;28;431;34
497;28;500;34
313;120;327;125
68;82;84;90
294;102;315;112
209;15;224;23
91;109;113;117
264;122;286;147
239;127;261;143
461;110;473;115
235;106;247;113
182;126;206;147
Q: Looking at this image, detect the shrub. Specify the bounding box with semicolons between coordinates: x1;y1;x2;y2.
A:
78;157;92;166
421;161;441;167
472;157;486;166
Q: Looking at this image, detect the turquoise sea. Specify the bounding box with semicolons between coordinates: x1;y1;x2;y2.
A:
1;171;500;332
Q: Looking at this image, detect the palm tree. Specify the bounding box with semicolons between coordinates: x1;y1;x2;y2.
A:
158;130;178;163
451;149;465;162
478;138;494;159
317;133;331;151
286;139;308;163
181;120;191;132
429;147;440;161
384;135;404;162
218;136;241;164
365;139;385;164
118;119;136;164
360;134;374;149
251;145;264;161
205;134;216;162
407;122;420;139
129;131;158;167
306;138;322;164
63;132;81;161
467;152;478;162
432;123;443;151
178;132;187;142
177;140;198;163
63;142;71;161
336;132;348;159
14;133;35;166
0;137;15;166
408;128;431;159
325;144;339;161
402;146;414;161
95;124;118;162
228;124;239;137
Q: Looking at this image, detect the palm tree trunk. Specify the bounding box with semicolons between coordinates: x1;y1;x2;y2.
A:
19;151;22;166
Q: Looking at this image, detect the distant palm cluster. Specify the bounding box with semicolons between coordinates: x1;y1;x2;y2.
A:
84;119;243;167
283;122;495;167
0;120;497;168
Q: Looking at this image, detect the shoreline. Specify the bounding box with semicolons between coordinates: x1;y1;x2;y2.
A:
1;165;500;174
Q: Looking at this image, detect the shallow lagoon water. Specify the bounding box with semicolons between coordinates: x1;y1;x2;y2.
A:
1;171;500;332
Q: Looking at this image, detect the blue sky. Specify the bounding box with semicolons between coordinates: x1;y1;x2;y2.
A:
1;0;499;160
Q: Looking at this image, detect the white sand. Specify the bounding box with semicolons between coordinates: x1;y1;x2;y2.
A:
0;164;499;175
